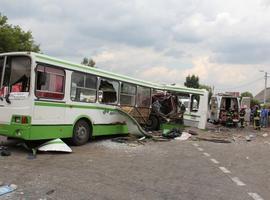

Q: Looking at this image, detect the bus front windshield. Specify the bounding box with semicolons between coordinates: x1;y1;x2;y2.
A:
0;56;31;95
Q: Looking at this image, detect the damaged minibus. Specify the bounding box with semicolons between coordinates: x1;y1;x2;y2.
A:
209;94;240;126
0;52;208;145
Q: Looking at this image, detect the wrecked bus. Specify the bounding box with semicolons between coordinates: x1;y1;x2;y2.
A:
0;52;208;145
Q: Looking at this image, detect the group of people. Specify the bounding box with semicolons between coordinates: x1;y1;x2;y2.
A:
251;105;269;130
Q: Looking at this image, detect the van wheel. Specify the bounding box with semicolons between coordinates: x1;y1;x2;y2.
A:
72;120;90;146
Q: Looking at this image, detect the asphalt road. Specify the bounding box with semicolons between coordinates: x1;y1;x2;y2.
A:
0;128;269;200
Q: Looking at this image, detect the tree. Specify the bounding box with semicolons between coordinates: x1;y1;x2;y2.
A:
184;75;199;88
0;13;40;53
240;91;253;99
81;57;96;67
199;84;213;102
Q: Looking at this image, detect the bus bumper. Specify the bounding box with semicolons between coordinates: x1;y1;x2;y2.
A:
0;123;31;140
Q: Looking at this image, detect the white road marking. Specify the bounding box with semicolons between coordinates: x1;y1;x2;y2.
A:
203;152;210;157
197;147;204;151
231;177;246;186
248;193;264;200
219;166;231;174
210;158;219;164
193;143;199;147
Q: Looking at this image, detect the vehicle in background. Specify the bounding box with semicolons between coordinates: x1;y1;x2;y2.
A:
209;94;240;126
0;52;208;145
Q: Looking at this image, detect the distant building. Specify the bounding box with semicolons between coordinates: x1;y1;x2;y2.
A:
254;87;270;103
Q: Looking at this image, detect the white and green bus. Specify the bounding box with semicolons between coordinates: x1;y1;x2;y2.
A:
0;52;208;145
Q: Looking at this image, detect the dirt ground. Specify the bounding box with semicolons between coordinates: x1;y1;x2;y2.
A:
0;124;270;200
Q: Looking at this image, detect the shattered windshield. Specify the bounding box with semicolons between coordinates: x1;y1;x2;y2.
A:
1;56;31;93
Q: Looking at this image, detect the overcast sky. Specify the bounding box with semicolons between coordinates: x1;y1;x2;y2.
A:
2;0;270;95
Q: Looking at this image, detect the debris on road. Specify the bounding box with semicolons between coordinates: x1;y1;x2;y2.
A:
246;136;251;142
174;132;192;141
0;184;17;196
0;146;11;156
195;137;232;143
162;128;182;139
46;189;55;195
262;133;268;137
188;130;198;135
38;138;72;153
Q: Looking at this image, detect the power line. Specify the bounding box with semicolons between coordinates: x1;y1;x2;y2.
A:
215;77;263;91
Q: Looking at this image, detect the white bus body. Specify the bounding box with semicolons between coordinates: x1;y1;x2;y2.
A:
0;52;208;144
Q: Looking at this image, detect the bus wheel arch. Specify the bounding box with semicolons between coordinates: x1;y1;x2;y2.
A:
72;117;93;146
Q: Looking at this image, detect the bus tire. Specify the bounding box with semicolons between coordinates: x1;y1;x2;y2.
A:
72;120;90;146
147;115;160;131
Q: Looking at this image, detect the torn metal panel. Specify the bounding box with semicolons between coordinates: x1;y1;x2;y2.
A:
38;138;72;153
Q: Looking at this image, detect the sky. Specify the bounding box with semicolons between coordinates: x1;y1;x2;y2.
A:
1;0;270;95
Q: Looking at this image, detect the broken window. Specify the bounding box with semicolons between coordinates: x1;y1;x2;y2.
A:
120;82;136;106
191;94;200;112
71;72;97;103
36;65;65;99
177;93;190;112
137;86;151;107
98;78;119;104
1;56;31;93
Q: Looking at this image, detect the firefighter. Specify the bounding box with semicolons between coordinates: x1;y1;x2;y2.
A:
253;105;261;130
239;107;246;128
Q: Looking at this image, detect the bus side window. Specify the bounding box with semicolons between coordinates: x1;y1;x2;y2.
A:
191;94;200;112
70;72;97;103
137;86;151;108
98;78;119;104
36;65;65;99
120;82;136;106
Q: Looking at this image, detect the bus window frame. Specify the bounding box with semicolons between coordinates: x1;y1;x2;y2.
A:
1;55;32;93
190;94;201;112
119;81;137;106
136;85;151;108
70;71;97;103
35;63;66;100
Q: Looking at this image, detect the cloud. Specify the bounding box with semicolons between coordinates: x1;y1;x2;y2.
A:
1;0;270;95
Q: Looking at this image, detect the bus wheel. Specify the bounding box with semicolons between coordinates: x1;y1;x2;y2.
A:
147;115;160;131
72;120;90;146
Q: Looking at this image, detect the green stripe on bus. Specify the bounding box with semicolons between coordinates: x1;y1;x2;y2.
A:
93;124;129;136
34;101;116;111
0;123;128;140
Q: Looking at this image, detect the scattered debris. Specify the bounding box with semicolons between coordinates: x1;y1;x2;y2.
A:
262;133;268;137
0;184;17;196
46;189;55;195
0;146;11;156
162;128;181;139
1;150;11;156
111;137;130;143
38;139;72;153
188;130;198;135
175;132;191;141
246;136;251;142
196;137;231;143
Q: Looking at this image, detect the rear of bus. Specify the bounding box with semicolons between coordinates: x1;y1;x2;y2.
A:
0;52;33;140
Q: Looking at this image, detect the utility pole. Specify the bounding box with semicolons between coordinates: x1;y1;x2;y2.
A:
260;70;269;105
263;72;268;105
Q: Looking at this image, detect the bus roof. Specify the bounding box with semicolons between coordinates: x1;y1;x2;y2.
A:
0;51;206;95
